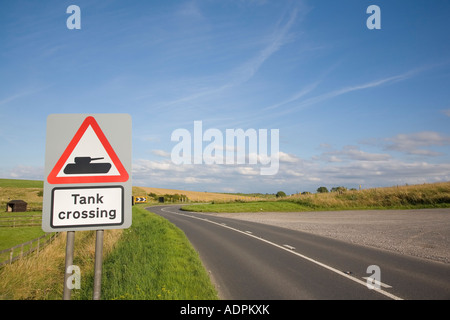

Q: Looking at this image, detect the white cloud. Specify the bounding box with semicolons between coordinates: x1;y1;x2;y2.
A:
278;151;301;163
1;165;44;180
325;145;391;162
152;149;171;158
133;145;450;193
385;131;450;156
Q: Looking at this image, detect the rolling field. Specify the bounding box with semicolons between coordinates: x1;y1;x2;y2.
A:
137;186;257;202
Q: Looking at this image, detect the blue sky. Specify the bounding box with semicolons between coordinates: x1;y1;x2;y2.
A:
1;0;450;194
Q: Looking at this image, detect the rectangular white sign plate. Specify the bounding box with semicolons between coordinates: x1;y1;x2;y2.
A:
51;186;124;229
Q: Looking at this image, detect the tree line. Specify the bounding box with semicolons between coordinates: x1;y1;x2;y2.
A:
147;192;189;203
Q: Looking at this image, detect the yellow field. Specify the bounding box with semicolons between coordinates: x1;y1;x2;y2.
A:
136;186;256;202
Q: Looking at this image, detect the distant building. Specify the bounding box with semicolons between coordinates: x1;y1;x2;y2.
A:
6;200;28;212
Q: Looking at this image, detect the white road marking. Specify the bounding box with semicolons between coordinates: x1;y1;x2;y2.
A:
160;206;403;300
245;231;253;234
283;244;296;250
362;277;393;288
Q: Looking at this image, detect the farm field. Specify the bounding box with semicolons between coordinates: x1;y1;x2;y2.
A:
137;186;257;202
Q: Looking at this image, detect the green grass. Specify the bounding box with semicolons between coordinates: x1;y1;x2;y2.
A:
76;206;218;300
183;201;310;213
0;226;47;264
184;199;450;214
0;226;46;251
0;211;45;259
0;178;43;188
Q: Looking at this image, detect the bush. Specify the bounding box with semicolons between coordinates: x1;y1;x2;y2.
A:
317;186;329;193
276;191;286;198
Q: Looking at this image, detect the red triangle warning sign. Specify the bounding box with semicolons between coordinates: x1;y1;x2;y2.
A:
47;116;129;184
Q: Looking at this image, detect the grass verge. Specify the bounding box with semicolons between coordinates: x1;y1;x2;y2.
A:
0;229;113;299
77;206;218;300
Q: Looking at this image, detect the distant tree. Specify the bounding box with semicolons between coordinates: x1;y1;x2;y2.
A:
276;191;287;198
331;186;347;193
148;192;158;200
317;186;329;193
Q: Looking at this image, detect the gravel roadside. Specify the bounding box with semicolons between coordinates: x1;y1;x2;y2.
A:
203;208;450;264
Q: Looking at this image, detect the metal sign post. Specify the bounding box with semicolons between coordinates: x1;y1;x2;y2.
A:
63;231;75;300
92;230;104;300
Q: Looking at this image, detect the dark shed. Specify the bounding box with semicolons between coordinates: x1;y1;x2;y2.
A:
6;200;28;212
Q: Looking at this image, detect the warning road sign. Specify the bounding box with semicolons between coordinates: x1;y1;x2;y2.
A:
43;114;132;232
133;196;147;204
47;116;128;184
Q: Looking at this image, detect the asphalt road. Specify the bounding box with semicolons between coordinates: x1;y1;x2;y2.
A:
149;205;450;300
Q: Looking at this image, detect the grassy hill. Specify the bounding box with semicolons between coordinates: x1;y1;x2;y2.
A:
0;178;44;211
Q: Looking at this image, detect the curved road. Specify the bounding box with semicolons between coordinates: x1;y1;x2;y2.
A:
148;205;450;300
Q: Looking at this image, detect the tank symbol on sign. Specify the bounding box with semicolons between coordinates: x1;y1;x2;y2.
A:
63;157;112;175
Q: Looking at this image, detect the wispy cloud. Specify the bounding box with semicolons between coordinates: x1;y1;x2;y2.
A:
230;7;299;86
0;86;50;107
157;5;300;109
263;81;319;111
277;70;417;115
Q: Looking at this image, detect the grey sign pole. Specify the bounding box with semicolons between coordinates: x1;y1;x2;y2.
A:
93;230;104;300
63;231;75;300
